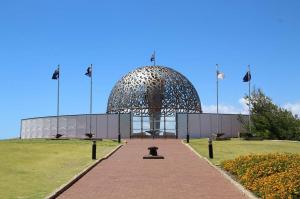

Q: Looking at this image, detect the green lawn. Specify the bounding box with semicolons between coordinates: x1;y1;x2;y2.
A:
189;139;300;165
0;139;120;199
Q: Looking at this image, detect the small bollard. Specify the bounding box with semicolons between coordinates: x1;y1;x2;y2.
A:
208;138;213;159
92;140;96;160
118;134;121;143
187;134;190;143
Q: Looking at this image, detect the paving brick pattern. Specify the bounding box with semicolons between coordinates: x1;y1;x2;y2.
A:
59;139;247;199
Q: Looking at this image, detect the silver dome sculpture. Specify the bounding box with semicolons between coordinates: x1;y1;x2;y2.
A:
107;66;202;132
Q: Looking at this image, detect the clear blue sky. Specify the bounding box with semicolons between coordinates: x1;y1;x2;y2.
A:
1;0;300;139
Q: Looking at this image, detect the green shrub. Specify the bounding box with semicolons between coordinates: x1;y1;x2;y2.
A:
240;88;300;141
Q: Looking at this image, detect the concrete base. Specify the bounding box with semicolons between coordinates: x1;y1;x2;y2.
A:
48;138;70;140
83;138;103;141
143;155;164;159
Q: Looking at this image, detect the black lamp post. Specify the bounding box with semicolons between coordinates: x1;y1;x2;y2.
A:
92;140;96;160
186;112;190;143
118;111;121;143
208;138;213;159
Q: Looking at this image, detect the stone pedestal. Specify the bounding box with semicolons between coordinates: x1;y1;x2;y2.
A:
143;146;164;159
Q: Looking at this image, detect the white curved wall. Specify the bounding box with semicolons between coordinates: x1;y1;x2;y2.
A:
21;114;131;139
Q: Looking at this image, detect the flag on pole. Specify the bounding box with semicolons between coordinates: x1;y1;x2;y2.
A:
243;71;251;82
217;70;225;80
150;52;155;62
52;68;59;80
85;66;92;77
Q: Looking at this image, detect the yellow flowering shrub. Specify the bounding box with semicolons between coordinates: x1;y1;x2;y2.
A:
221;153;300;199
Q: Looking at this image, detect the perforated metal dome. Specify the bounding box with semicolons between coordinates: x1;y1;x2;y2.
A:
107;66;202;116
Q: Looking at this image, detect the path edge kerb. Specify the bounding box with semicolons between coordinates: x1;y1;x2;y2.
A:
46;144;123;199
182;140;258;199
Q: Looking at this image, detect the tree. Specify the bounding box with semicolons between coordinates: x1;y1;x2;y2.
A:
241;88;300;140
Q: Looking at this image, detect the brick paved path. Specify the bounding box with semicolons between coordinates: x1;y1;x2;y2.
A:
58;139;247;199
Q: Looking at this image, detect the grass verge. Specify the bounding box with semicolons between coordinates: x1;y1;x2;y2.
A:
189;138;300;165
0;139;119;199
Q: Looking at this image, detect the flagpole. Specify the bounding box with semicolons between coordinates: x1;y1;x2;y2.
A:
57;64;60;137
154;51;156;66
90;64;93;135
216;64;219;136
248;65;251;135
